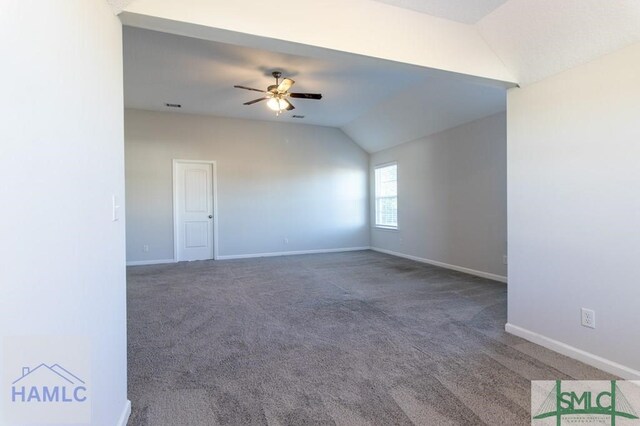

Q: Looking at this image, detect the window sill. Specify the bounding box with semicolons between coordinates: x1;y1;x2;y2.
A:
373;226;399;232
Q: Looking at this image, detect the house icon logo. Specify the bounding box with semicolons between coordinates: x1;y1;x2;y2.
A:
2;336;91;424
11;364;88;403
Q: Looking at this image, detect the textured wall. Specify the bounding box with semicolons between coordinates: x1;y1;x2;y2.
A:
125;109;370;262
106;0;136;14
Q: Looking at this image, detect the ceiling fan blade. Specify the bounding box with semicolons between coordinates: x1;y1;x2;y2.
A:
234;85;266;93
277;78;295;93
284;99;295;111
243;97;268;105
289;93;322;100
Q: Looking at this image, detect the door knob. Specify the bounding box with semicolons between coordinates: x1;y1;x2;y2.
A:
208;215;213;219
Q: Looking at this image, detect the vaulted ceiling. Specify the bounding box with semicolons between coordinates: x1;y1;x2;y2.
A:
371;0;507;24
123;27;428;128
124;27;506;153
117;0;640;152
477;0;640;85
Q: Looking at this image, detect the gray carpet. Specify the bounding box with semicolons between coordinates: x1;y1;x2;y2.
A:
127;250;611;425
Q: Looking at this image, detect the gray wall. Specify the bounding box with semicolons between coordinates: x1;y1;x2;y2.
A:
370;113;507;279
507;43;640;375
125;109;369;262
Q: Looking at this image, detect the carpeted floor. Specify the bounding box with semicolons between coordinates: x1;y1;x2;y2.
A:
127;250;611;425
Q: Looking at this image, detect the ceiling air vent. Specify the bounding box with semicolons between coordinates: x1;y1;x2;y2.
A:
165;103;182;108
292;115;305;119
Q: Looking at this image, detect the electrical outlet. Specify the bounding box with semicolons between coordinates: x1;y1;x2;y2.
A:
581;308;596;329
503;255;508;265
283;238;289;245
143;245;149;252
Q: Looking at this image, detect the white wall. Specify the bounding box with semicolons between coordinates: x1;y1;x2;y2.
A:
370;113;507;280
507;43;640;377
125;109;369;262
0;0;129;424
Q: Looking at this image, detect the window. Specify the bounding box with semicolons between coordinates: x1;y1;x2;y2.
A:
374;163;397;228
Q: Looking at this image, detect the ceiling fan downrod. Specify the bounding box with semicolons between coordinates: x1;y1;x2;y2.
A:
272;71;282;86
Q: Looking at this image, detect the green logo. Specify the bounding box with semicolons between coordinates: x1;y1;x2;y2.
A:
533;380;639;425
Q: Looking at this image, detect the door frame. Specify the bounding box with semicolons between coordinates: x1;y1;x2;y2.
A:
172;159;219;261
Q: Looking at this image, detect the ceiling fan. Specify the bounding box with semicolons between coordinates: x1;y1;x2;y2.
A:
234;71;322;114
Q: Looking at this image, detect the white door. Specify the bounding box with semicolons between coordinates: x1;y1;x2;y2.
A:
174;161;214;261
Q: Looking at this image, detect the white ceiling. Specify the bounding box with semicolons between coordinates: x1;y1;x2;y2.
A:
121;1;640;151
368;0;640;85
371;0;507;24
343;74;505;153
477;0;640;85
124;27;507;152
119;0;640;88
124;27;428;128
106;0;135;14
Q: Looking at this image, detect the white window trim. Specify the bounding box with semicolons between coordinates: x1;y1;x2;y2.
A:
373;161;398;230
373;225;399;231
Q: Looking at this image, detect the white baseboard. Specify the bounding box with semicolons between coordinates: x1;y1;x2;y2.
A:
505;323;640;380
126;259;175;266
217;247;371;260
116;400;131;426
370;247;507;283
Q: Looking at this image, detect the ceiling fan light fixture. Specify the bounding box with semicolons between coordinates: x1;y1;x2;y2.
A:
234;71;321;114
267;97;289;111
